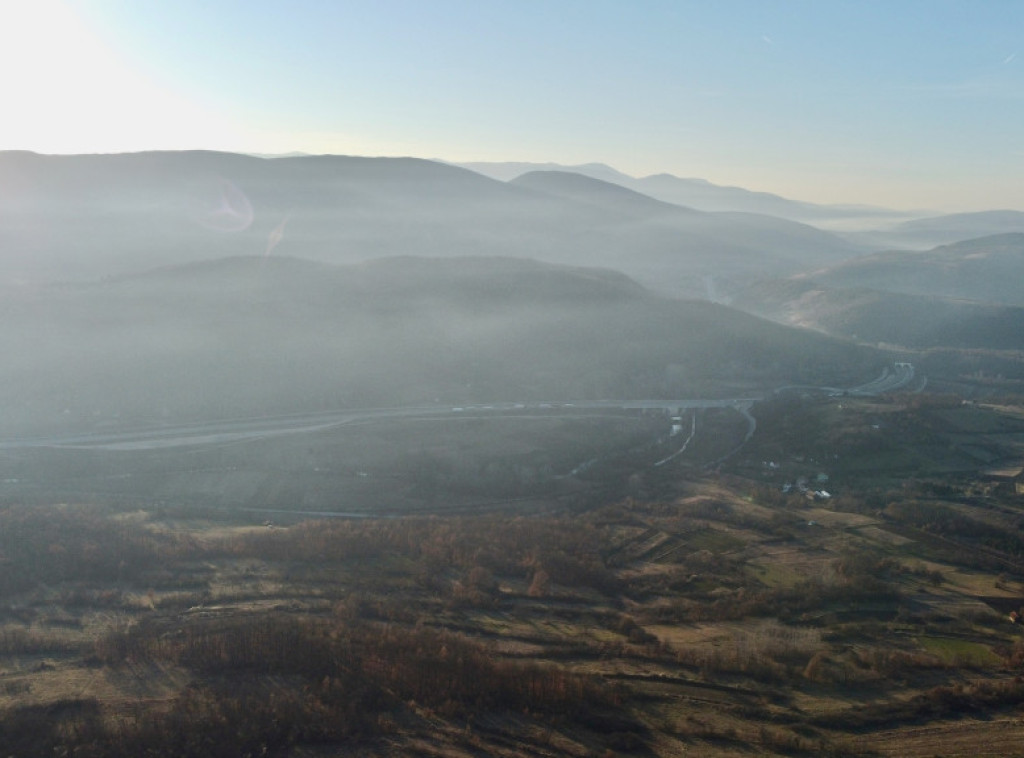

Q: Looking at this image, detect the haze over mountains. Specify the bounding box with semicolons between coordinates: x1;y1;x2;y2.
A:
0;255;882;436
844;211;1024;251
743;280;1024;352
4;150;1021;293
799;233;1024;305
461;160;1024;245
741;234;1024;354
1;150;871;300
3;148;1024;434
506;169;864;293
459;160;915;229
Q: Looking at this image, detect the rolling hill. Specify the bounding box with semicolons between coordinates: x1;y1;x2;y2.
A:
742;279;1024;351
507;169;864;296
0;150;864;299
460;160;910;228
0;255;882;436
803;233;1024;306
737;234;1024;395
846;210;1024;250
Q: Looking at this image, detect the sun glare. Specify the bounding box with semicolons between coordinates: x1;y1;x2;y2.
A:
0;0;239;154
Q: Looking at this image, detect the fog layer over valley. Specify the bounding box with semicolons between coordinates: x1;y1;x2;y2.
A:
9;0;1024;751
7;150;1024;436
799;233;1024;305
9;149;1024;757
741;234;1024;346
0;254;881;437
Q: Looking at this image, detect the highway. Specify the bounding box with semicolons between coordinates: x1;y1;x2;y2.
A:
0;363;914;454
846;362;916;395
0;398;754;452
772;361;916;398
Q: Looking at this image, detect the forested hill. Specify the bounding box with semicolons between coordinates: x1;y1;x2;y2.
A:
0;255;882;434
805;233;1024;306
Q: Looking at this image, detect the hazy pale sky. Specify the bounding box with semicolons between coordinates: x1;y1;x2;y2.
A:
2;0;1022;211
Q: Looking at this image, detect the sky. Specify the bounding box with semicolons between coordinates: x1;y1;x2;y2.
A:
1;0;1022;212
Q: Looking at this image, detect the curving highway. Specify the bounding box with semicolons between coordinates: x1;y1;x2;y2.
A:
0;364;915;455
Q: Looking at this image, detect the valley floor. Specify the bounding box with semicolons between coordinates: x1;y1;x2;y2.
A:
3;393;1024;755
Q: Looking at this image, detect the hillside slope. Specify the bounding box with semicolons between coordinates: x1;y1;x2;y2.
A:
0;151;862;298
509;170;863;295
742;279;1024;351
806;233;1024;305
847;210;1024;250
0;255;882;435
460;160;908;227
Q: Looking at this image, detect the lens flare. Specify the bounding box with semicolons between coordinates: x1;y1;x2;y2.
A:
197;179;254;232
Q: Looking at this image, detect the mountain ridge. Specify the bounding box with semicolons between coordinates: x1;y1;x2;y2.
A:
803;233;1024;305
0;254;883;435
0;150;863;299
844;210;1024;250
459;159;912;227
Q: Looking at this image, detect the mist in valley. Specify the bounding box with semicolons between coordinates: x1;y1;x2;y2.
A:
6;3;1024;753
3;149;1023;446
0;151;890;434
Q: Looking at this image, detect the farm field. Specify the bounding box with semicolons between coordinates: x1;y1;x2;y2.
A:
3;394;1024;755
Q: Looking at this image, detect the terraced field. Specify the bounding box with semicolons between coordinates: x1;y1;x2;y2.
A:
2;394;1024;755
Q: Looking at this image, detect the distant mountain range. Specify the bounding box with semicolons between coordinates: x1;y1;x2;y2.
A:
506;170;864;293
3;149;1021;308
6;149;1024;426
0;150;865;298
844;211;1024;251
458;160;914;228
460;161;1024;248
801;233;1024;305
0;255;882;435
